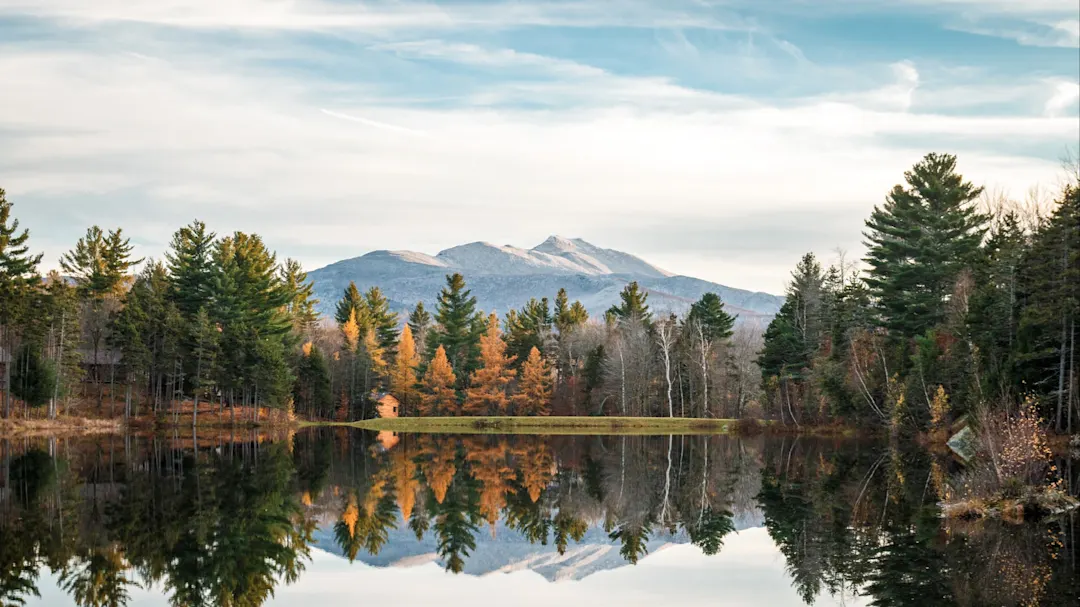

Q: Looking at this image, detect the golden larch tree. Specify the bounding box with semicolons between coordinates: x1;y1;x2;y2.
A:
342;309;361;352
514;346;552;416
464;313;517;416
390;324;421;415
361;327;388;386
420;345;458;416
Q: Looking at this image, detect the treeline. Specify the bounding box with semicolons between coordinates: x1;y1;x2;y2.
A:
0;190;320;421
307;270;758;420
759;153;1079;433
1;185;755;423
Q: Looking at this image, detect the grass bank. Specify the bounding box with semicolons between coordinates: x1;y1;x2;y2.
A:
309;416;741;435
0;417;123;438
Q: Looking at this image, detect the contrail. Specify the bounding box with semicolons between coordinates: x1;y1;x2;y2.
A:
320;108;428;137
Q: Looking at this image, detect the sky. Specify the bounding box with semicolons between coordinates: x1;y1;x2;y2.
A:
28;528;870;606
1;0;1077;294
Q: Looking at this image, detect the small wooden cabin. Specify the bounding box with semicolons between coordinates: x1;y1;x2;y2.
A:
374;392;400;418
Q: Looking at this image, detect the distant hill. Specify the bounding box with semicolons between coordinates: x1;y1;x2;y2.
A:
313;509;764;581
307;236;784;324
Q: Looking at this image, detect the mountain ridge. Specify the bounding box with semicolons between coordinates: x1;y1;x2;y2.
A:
308;236;783;322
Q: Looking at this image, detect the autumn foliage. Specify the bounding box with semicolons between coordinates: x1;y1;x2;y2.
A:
464;313;517;415
420;345;458;416
390;324;420;415
514;347;552;416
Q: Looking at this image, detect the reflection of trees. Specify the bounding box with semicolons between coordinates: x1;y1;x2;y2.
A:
0;438;311;607
3;432;1076;603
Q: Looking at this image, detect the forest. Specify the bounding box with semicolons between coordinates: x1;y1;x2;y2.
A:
0;151;1077;435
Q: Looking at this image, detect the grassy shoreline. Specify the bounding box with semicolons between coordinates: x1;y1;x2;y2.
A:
306;416;743;435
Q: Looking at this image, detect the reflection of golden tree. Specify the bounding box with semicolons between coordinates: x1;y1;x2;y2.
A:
420;438;458;503
341;493;359;538
467;438;517;530
514;438;555;503
514;347;552;416
464;314;516;415
390;445;421;522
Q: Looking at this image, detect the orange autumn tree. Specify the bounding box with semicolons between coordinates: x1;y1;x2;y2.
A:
464;313;517;416
514;346;552;416
419;345;458;416
390;324;420;415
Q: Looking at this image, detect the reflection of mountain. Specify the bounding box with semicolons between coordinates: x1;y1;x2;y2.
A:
314;511;764;581
308;236;783;322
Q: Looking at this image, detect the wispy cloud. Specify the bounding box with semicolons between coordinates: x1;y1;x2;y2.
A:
320;108;428;137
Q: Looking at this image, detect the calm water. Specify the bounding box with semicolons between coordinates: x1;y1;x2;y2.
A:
1;430;1077;606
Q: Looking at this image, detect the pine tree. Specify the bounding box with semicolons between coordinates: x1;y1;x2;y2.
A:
0;189;43;418
464;313;517;416
360;327;388;392
431;273;483;383
688;293;736;342
165;220;216;318
11;343;56;408
390;324;420;415
504;298;552;368
863;153;988;340
365;286;399;353
294;342;332;419
408;301;432;360
607;281;651;325
281;258;319;339
334;282;367;327
554;288;588;334
420;345;458;416
62;226;141;297
515;347;552;415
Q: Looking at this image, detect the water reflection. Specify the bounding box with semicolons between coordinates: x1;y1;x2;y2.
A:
0;432;1077;606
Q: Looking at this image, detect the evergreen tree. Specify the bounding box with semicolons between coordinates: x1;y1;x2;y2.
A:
420;346;458;416
281;258;319;339
607;281;651;325
165;220;216;318
863;153;987;340
390;324;420;415
430;273;483;383
515;347;552;415
504;298;552;368
554;288;589;334
10;343;57;408
61;226;141;297
334;282;366;327
408;302;432;359
464;314;517;415
294;342;332;419
364;286;399;353
687;293;736;342
0;189;43;418
1016;184;1079;430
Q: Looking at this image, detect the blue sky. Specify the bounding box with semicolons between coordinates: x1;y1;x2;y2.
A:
0;0;1077;293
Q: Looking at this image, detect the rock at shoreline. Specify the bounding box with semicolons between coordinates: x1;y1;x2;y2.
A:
947;426;977;462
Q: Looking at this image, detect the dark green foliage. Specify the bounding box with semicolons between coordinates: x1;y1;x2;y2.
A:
0;188;42;323
61;226;142;297
863;153;987;340
687;292;736;342
430;273;484;382
364;286;399;353
504;297;552;367
10;344;56;408
606;281;651;325
334;282;365;327
553;288;588;334
293;345;333;419
408;301;432;359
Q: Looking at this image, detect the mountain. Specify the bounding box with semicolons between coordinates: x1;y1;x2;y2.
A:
307;236;784;323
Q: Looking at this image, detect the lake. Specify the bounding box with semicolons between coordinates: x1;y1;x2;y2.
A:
1;430;1076;606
